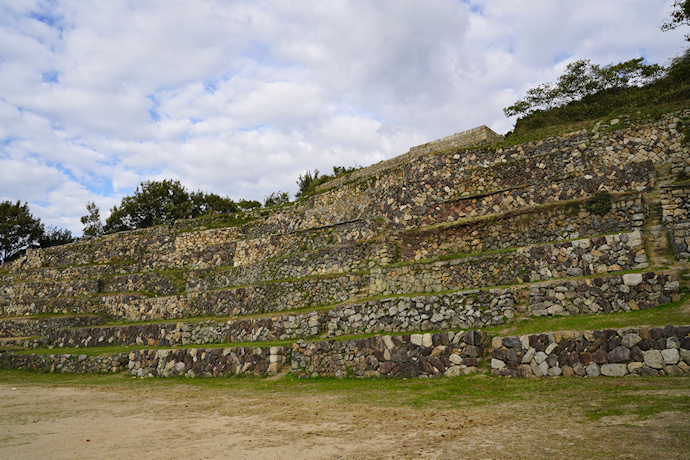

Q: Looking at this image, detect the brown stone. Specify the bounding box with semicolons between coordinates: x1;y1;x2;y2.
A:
592;348;608;364
579;351;593;367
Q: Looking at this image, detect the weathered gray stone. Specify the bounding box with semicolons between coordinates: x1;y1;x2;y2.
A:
621;333;642;348
547;366;562;377
608;346;631;363
600;363;628;377
625;361;643;374
491;358;506;369
661;348;680;365
522;347;536;364
643;349;664;369
534;351;548;365
586;363;600;377
664;365;684;376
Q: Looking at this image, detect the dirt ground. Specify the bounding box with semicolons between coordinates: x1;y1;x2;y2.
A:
1;378;689;460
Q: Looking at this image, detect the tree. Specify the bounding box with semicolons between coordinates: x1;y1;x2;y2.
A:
263;191;290;208
662;0;690;40
105;179;193;232
0;200;44;263
237;199;261;211
504;58;663;118
80;201;103;238
39;226;75;248
295;169;320;199
190;191;238;216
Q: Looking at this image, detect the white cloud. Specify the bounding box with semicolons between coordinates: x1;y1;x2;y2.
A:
0;0;685;234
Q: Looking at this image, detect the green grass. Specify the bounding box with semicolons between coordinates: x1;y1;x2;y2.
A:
0;368;688;421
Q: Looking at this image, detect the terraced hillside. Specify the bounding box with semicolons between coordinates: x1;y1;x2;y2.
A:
1;112;689;379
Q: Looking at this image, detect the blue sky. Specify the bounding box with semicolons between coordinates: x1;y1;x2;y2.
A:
0;0;686;234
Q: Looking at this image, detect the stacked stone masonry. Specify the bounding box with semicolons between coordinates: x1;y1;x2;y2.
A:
292;330;491;378
527;271;681;316
0;351;128;374
42;289;515;349
396;194;644;262
128;346;288;377
315;125;503;193
371;231;647;297
0;315;105;339
1;112;688;380
490;325;690;377
661;185;690;259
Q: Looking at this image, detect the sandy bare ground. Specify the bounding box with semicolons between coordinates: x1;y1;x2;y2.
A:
1;376;689;460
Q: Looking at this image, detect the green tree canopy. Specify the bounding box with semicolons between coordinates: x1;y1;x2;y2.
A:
0;200;44;263
263;191;290;208
81;201;103;238
237;199;261;211
104;180;240;233
39;226;76;248
504;58;663;118
662;0;690;40
190;191;238;216
105;179;193;232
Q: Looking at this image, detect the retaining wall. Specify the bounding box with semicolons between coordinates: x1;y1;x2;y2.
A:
661;185;690;259
371;231;647;296
526;271;681;316
490;325;690;377
0;352;128;373
397;194;644;262
43;289;515;349
0;315;105;339
292;330;491;378
128;346;288;377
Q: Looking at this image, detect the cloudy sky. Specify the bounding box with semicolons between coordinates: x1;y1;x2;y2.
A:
0;0;686;234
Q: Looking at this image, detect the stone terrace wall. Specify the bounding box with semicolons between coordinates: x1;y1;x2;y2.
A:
233;219;381;267
0;279;100;304
6;114;684;276
292;330;491;378
527;271;681;316
43;289;515;349
188;240;392;292
0;351;128;374
99;274;368;322
0;315;105;339
371;231;647;297
315;125;502;193
1;298;103;317
490;325;690;377
128;346;288;377
382;161;654;228
396;194;644;262
308;115;683;232
661;185;690;259
190;275;367;317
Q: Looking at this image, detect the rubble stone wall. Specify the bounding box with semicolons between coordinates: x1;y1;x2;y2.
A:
128;346;288;377
0;315;105;339
490;325;690;378
526;271;681;316
371;231;647;296
661;185;690;259
43;289;515;349
292;330;491;378
396;194;644;262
